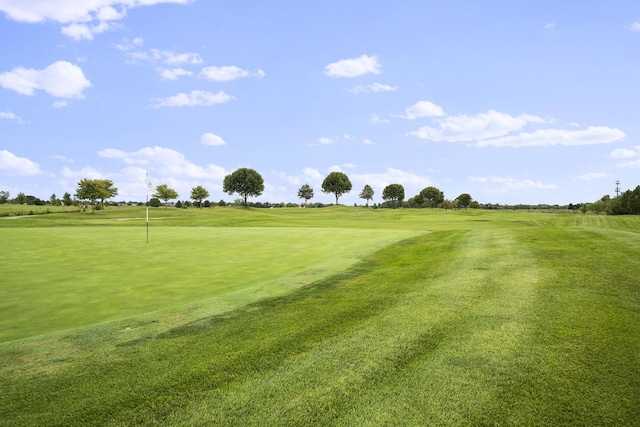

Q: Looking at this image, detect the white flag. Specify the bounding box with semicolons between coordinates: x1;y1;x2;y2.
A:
145;173;153;191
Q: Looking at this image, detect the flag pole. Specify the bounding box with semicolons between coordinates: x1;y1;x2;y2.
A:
145;172;153;243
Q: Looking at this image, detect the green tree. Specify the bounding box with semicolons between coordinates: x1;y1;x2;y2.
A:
75;179;100;211
49;193;60;206
321;171;352;205
153;184;179;208
297;183;314;206
14;192;26;204
0;190;9;204
359;184;375;207
455;193;472;209
223;168;264;206
96;179;118;207
149;197;162;208
62;192;73;206
442;199;454;211
418;186;444;208
190;185;210;208
382;183;405;208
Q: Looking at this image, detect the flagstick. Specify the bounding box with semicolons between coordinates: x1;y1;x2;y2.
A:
146;194;149;243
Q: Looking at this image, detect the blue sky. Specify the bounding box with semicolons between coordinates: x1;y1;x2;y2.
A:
1;0;639;206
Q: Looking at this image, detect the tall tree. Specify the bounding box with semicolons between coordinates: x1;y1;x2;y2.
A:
62;192;73;206
96;179;118;207
321;171;352;205
190;185;210;208
418;186;444;208
153;184;179;208
455;193;473;209
0;190;9;204
297;183;314;206
75;179;118;210
223;168;264;206
359;184;375;207
382;183;405;208
14;192;26;204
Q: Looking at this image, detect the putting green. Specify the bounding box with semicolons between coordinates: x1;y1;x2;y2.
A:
0;225;420;342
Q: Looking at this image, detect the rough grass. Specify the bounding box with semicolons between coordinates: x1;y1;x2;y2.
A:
1;208;639;426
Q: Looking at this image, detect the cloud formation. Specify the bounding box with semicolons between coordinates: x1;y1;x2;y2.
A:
348;82;397;94
398;100;446;119
324;54;381;77
0;0;193;40
201;133;227;146
470;176;556;193
408;110;546;142
477;126;625;147
0;150;42;175
0;61;91;98
199;66;265;81
151;90;234;108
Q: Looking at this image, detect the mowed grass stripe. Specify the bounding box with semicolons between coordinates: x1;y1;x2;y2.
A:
1;212;639;426
0;226;419;342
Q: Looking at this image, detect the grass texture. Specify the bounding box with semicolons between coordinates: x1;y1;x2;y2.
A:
1;207;639;425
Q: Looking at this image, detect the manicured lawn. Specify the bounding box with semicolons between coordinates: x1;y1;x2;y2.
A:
0;208;639;426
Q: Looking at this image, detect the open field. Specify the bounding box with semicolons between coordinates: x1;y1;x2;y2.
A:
1;207;639;425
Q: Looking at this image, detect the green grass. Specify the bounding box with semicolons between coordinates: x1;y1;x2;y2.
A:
1;207;639;425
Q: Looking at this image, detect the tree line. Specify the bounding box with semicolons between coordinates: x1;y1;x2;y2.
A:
2;168;639;215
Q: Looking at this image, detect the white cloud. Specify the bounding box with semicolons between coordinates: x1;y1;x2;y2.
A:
0;150;42;175
198;66;265;81
351;168;432;192
408;110;547;142
398;100;446;119
611;146;640;168
52;100;69;108
324;54;381;78
348;82;397;93
0;61;91;99
470;176;556;193
610;147;640;159
151;90;234;108
630;21;640;32
127;48;203;65
369;114;390;124
61;165;104;180
543;22;556;29
477;126;625;147
159;68;193;80
0;1;193;39
201;133;226;146
98;146;226;180
317;137;334;145
363;139;375;145
0;110;24;122
61;20;118;40
115;37;144;51
578;172;610;181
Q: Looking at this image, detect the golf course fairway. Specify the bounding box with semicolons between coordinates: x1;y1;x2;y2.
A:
1;206;639;426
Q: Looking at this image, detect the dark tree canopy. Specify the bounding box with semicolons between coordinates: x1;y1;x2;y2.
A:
359;184;375;207
154;184;179;208
297;183;314;205
382;183;405;208
321;171;352;205
418;186;444;208
223;168;264;206
190;185;210;208
455;193;473;209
